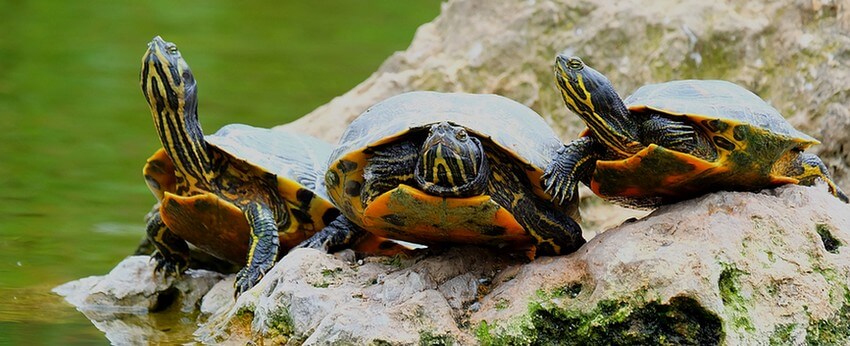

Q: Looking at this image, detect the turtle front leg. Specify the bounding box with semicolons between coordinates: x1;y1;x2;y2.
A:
542;136;599;205
360;140;419;206
146;212;190;277
778;152;848;203
640;115;719;161
235;201;280;295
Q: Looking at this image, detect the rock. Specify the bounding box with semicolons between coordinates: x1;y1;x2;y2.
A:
280;0;850;233
472;184;850;345
63;0;850;343
197;247;515;345
196;185;850;344
52;256;225;344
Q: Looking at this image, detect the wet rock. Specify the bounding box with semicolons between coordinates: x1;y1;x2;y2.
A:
53;256;224;312
52;256;225;344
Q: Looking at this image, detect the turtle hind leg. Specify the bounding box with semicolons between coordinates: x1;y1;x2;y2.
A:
146;212;190;276
776;152;848;203
513;193;586;257
542;136;598;205
296;214;367;253
492;149;585;256
296;215;413;257
235;201;281;296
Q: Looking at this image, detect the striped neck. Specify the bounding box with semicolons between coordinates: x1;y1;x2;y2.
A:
141;38;214;187
554;56;641;157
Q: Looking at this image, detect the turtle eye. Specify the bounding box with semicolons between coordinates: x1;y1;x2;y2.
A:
166;44;178;55
567;57;584;70
455;129;468;141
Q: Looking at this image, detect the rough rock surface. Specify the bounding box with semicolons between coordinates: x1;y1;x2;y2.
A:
472;184;850;345
197;184;850;344
282;0;850;229
52;256;224;344
195;248;516;345
57;0;850;344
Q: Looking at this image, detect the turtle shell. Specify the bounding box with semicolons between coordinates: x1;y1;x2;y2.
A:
207;124;333;199
325;91;576;248
589;80;820;207
144;124;338;263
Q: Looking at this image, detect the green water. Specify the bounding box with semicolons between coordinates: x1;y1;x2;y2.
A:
0;1;440;343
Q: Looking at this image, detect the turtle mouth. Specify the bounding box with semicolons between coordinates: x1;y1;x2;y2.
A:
422;133;456;150
150;36;166;47
146;36;167;57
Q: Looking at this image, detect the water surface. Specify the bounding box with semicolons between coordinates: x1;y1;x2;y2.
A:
0;1;440;343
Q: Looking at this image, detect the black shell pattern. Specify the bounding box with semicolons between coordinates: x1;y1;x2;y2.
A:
330;91;563;174
206;124;333;199
624;80;817;144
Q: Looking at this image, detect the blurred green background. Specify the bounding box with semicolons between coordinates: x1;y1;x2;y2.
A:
0;1;440;343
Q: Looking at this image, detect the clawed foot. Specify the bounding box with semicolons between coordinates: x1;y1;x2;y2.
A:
295;232;332;252
234;263;273;296
657;124;697;152
542;146;580;205
151;251;189;278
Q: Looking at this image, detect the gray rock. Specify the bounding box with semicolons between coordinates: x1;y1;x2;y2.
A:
200;186;850;345
63;0;850;344
473;184;850;345
438;273;478;310
52;256;225;344
53;256;224;312
280;0;850;234
197;247;504;345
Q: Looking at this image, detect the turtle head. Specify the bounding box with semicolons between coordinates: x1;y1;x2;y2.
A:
554;55;639;155
414;122;489;197
141;36;212;186
141;36;197;109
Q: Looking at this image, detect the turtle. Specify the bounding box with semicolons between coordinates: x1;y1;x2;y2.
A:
301;91;585;257
542;55;849;208
139;36;395;294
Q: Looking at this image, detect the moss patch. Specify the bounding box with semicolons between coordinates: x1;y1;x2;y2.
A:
419;330;455;346
476;295;722;345
718;264;754;331
265;307;295;344
380;254;409;268
551;283;583;299
815;224;841;254
769;323;796;346
805;291;850;345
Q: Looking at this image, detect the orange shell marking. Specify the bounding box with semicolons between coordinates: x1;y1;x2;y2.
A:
591;144;728;200
362;184;532;247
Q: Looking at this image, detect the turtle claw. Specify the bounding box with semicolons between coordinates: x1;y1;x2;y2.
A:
661;126;696;151
234;264;270;297
542;156;579;206
543;167;577;206
642;116;698;153
542;138;597;206
150;251;188;278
